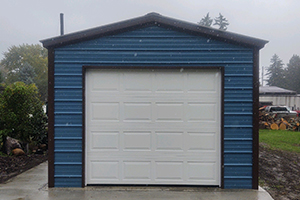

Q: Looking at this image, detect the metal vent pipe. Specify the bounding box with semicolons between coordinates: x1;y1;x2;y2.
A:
60;13;64;35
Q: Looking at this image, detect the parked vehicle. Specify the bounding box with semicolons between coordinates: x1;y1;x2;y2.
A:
264;106;298;119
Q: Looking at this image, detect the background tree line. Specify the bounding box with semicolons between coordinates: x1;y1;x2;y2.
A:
266;54;300;93
198;12;229;30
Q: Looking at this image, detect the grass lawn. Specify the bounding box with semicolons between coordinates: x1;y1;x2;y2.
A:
259;129;300;153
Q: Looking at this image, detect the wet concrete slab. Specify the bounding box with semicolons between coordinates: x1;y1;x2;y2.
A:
0;162;273;200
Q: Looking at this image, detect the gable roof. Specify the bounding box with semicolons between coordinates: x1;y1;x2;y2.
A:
260;86;297;95
41;12;268;49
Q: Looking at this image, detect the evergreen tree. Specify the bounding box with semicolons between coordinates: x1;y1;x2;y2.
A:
214;13;229;30
266;54;287;88
198;13;213;27
285;55;300;93
19;62;36;84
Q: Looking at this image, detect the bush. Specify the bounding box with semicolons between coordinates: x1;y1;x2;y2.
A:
0;82;47;149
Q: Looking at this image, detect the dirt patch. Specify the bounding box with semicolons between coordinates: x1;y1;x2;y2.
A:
0;153;47;183
259;144;300;200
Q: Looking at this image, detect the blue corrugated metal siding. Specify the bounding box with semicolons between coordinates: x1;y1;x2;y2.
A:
53;26;254;188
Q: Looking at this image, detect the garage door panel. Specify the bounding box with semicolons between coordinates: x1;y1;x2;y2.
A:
90;100;219;122
187;103;217;122
123;131;151;151
123;102;152;122
155;161;184;181
123;72;152;92
91;102;119;121
90;71;120;92
187;132;216;151
123;161;152;180
89;130;218;152
154;73;185;93
86;69;220;185
155;131;184;151
90;131;119;151
90;160;119;181
187;162;217;181
87;159;219;184
155;103;184;122
187;72;218;92
87;152;219;160
88;124;219;133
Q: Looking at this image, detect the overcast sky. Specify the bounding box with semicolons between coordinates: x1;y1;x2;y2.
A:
1;0;300;76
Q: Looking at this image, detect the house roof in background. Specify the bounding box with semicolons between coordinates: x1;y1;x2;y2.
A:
260;86;297;95
41;12;268;49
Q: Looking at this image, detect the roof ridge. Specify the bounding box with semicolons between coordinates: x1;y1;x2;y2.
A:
41;13;268;49
145;12;161;16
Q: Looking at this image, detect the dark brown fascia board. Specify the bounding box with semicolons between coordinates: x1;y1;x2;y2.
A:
260;92;297;96
252;48;260;189
40;12;268;49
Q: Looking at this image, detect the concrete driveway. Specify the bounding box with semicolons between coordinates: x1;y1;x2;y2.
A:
0;162;273;200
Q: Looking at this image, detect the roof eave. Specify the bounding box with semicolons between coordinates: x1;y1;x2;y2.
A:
41;12;268;49
41;13;156;48
260;92;297;96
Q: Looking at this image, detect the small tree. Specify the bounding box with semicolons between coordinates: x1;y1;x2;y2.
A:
198;13;213;27
0;71;4;83
0;82;47;149
214;13;229;30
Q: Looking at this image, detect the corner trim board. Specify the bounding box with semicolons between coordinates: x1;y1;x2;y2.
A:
82;66;86;187
252;48;259;189
48;49;55;187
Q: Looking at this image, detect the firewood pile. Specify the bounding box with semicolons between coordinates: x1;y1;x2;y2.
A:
259;107;300;131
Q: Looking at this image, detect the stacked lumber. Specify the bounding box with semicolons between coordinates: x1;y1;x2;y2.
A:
259;108;300;131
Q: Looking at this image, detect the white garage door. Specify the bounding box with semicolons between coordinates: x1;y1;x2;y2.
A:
85;68;221;186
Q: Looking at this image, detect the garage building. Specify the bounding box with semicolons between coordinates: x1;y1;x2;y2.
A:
260;85;300;109
41;13;267;189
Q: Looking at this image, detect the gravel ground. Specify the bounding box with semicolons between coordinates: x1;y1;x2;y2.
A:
0;153;47;183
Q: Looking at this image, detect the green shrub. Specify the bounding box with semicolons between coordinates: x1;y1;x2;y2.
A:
0;82;47;149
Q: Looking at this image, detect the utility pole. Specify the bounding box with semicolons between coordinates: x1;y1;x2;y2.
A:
261;66;264;86
261;66;268;86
